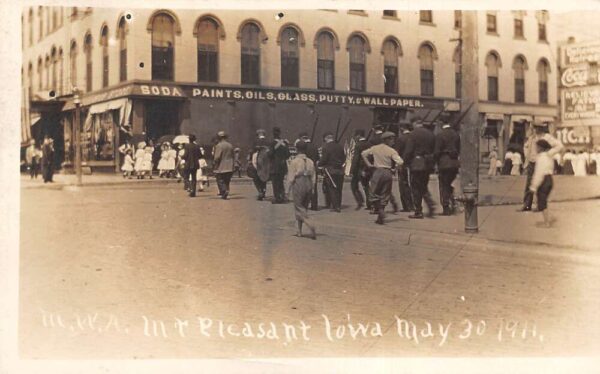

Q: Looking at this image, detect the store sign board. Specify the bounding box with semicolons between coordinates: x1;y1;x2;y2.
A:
561;85;600;122
562;41;600;66
132;83;449;109
560;64;600;88
82;85;133;106
555;126;592;145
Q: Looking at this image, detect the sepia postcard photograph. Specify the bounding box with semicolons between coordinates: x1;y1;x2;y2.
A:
2;0;600;373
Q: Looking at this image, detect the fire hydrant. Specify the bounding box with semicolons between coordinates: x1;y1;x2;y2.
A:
456;184;478;233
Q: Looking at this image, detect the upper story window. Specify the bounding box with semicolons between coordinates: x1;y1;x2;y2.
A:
118;17;128;82
38;7;43;40
28;8;33;46
69;40;77;90
537;10;549;42
537;59;550;104
513;55;527;103
454;47;461;99
100;26;109;88
84;33;93;92
418;43;435;96
454;10;462;29
151;13;176;81
196;17;220;83
316;30;335;90
382;39;400;94
240;22;261;85
383;10;397;18
486;12;497;33
348;34;367;92
486;52;501;101
280;26;300;87
419;10;433;23
513;11;526;38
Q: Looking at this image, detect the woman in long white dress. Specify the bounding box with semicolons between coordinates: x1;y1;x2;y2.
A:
488;146;498;176
574;151;589;176
510;151;522;176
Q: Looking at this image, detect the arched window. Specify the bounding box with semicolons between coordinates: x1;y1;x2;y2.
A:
280;27;299;87
84;33;93;92
27;62;33;98
118;17;127;82
151;13;175;81
348;35;366;92
44;55;50;90
538;59;549;104
454;47;461;98
58;48;63;95
38;7;43;41
52;7;58;30
486;52;500;101
240;22;260;85
28;8;33;46
316;31;335;89
197;18;219;82
513;55;526;103
50;47;57;92
70;41;77;91
418;43;435;96
100;26;109;88
382;40;399;94
37;57;43;91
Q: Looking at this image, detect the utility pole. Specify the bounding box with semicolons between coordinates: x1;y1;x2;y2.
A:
73;88;82;185
459;11;480;233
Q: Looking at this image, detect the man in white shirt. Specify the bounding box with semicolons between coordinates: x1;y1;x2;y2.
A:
361;131;404;225
520;122;563;212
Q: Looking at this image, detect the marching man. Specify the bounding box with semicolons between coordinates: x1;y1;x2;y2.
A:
361;131;404;225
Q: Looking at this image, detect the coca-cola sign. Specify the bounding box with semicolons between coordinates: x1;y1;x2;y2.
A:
561;65;594;88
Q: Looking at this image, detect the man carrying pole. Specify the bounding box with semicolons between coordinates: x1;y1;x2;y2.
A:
299;131;320;210
350;129;371;211
320;132;346;212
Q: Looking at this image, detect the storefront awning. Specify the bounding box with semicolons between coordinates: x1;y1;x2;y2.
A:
485;113;505;120
534;115;556;123
83;98;133;135
511;114;533;123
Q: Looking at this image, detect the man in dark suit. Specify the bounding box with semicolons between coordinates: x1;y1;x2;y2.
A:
350;129;371;210
299;132;320;210
395;121;414;212
320;132;346;212
269;127;290;204
403;117;436;218
183;134;203;197
435;121;461;215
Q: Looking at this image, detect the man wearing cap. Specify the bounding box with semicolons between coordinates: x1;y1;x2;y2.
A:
213;131;234;199
350;129;371;210
320;132;346;212
435;121;461;215
269;127;290;204
403;117;436;218
395;121;414;212
248;129;270;200
521;121;563;212
361;131;404;224
183;134;203;197
299;132;320;210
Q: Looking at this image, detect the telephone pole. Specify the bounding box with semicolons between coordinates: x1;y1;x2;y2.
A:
459;11;480;233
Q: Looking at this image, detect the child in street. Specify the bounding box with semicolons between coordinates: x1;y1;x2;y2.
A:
529;139;555;228
158;143;169;178
121;149;135;178
134;142;146;179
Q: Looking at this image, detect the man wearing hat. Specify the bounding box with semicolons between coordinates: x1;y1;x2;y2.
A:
320;132;346;212
350;129;372;211
361;131;404;224
299;132;320;210
213;131;235;199
435;120;461;215
183;134;203;197
248;129;270;200
269;127;290;204
394;120;414;212
403;116;436;218
521;121;563;211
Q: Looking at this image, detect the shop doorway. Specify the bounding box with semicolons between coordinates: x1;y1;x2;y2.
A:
144;100;181;142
